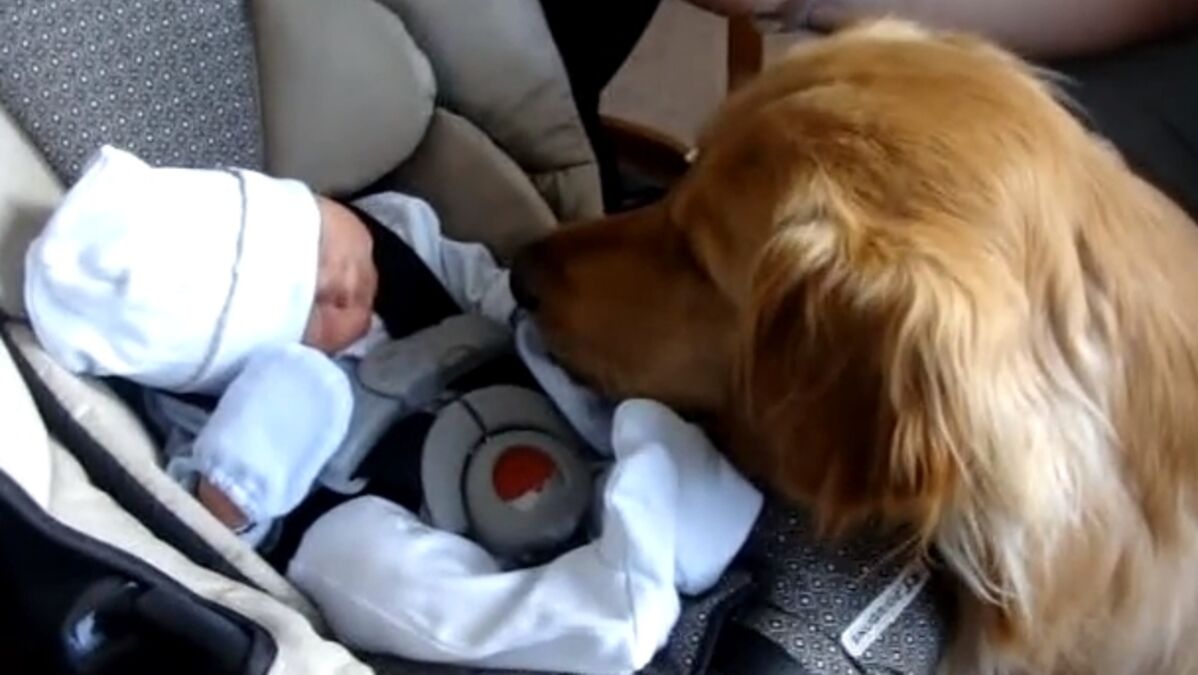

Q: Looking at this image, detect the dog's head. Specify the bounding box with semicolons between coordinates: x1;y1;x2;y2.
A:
514;21;1118;538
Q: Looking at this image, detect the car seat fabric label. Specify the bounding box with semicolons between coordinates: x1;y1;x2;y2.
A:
840;558;931;659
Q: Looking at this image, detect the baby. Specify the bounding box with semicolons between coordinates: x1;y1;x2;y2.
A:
23;146;770;673
24;145;514;537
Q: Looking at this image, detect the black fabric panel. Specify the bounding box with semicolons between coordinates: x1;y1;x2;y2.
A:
1050;30;1198;219
350;203;463;339
646;569;756;675
711;623;814;675
1;326;259;590
686;573;756;675
539;0;663;211
261;486;354;571
356;411;437;513
0;470;276;675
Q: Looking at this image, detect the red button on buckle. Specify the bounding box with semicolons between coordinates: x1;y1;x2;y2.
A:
492;445;558;507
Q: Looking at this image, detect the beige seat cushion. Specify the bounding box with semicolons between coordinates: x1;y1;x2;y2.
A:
377;0;602;221
0;107;61;318
382;109;557;262
4;322;322;623
0;331;51;508
45;438;370;675
253;0;437;195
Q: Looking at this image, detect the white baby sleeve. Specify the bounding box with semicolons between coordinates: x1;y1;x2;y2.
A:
613;400;763;596
288;435;681;674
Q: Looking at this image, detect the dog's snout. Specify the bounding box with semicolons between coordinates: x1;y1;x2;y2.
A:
510;247;543;311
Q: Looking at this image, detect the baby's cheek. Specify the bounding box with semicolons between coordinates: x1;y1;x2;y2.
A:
301;307;331;353
303;302;373;355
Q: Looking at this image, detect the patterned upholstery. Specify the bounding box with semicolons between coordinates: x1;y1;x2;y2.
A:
735;505;948;674
0;0;263;181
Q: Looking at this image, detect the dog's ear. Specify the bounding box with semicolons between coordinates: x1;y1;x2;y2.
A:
738;215;958;536
740;204;1082;543
740;195;1116;547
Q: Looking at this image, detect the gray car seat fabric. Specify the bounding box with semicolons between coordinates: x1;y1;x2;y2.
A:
0;0;265;180
733;506;948;674
0;0;601;225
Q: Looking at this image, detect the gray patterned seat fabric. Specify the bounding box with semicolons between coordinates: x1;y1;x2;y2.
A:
0;0;265;180
731;506;949;674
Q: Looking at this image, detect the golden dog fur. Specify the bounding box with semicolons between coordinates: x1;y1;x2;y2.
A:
514;19;1198;674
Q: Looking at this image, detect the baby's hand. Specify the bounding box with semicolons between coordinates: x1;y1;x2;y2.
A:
198;477;249;530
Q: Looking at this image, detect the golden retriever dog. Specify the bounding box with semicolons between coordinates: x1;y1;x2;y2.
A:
510;19;1198;675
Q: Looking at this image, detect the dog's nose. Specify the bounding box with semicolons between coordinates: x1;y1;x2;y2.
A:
509;249;541;311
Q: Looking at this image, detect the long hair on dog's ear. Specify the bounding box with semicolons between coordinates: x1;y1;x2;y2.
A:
739;208;962;537
738;192;1121;619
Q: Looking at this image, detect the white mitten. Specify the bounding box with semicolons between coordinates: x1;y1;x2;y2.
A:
194;343;353;523
290;432;682;674
612;400;764;596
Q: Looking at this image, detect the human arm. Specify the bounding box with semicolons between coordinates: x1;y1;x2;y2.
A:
687;0;1198;58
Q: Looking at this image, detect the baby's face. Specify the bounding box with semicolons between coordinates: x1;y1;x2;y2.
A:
303;197;379;354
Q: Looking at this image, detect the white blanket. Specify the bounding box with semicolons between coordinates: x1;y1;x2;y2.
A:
289;399;762;674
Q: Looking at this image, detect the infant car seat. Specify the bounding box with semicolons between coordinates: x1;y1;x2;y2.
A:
0;2;951;674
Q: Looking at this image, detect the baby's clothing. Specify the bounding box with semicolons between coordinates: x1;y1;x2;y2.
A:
144;189;637;554
25;145;321;393
148;190;520;535
516;319;615;455
289;399;762;675
140;189;763;673
353;192;515;326
27;145;766;674
191;344;353;526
